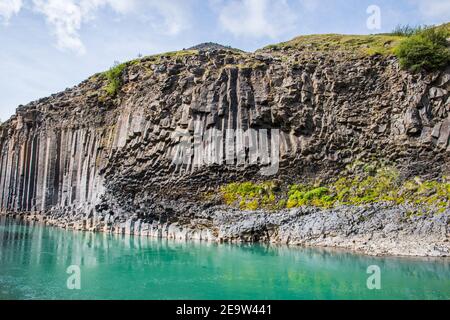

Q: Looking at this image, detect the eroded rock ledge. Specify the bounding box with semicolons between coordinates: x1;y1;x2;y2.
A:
5;203;449;257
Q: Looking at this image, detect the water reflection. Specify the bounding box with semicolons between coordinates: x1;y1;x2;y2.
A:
0;216;449;300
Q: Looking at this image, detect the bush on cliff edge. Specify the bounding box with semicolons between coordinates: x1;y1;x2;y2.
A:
395;26;450;72
105;62;126;97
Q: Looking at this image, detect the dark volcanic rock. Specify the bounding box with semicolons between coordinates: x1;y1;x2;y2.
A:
0;46;449;254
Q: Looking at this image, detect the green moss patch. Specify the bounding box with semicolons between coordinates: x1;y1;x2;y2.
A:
220;182;279;211
218;168;450;212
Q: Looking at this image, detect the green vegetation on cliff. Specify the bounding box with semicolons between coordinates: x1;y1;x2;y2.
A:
263;23;449;72
394;25;450;72
101;50;199;97
219;168;450;213
97;23;449;99
221;182;279;211
263;33;404;56
104;62;127;97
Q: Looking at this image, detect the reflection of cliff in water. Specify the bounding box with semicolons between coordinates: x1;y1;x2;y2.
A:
1;216;449;300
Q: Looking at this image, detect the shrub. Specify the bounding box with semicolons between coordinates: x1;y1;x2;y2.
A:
104;62;126;97
395;27;450;72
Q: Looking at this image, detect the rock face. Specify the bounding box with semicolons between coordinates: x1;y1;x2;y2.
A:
0;46;449;242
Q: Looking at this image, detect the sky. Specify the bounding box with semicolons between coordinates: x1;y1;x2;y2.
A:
0;0;449;121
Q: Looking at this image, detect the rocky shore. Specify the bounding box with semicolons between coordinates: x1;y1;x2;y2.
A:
4;203;449;257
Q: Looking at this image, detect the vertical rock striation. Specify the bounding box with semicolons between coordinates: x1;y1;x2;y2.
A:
0;48;449;222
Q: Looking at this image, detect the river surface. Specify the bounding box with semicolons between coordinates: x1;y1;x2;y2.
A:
0;216;449;300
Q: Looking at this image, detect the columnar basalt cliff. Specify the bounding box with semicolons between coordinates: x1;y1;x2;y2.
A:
1;42;449;256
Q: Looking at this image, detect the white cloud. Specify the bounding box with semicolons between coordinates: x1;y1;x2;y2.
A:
31;0;144;55
215;0;297;38
32;0;86;55
411;0;450;21
145;0;190;36
1;0;190;55
0;0;23;24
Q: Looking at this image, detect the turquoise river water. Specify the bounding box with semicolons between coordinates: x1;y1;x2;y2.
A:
0;216;449;300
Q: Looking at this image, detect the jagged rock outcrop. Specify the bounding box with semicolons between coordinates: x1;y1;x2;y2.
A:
0;46;449;228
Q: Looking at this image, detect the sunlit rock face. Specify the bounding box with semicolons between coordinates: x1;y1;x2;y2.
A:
0;48;449;221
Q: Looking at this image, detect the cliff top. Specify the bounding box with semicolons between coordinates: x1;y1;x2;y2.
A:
1;23;448;125
261;33;405;56
260;22;450;56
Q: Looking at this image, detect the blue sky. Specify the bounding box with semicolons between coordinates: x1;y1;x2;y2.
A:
0;0;449;121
